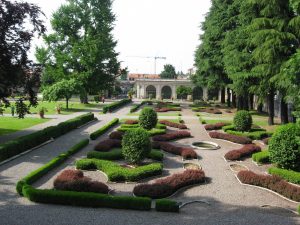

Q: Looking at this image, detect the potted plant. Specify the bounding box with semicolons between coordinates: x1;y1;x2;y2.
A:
55;104;62;114
38;107;47;118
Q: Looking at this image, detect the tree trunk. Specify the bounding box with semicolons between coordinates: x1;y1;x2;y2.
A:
80;91;88;104
249;94;254;110
221;88;226;104
66;98;69;109
257;103;263;113
243;95;249;110
280;99;288;124
267;90;275;125
237;96;243;110
232;93;236;108
227;88;231;107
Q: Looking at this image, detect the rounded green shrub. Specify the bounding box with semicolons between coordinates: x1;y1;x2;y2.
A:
139;107;158;130
122;128;151;164
269;123;300;170
233;110;252;132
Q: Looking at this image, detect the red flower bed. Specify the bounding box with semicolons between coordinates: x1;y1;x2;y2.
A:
109;131;124;140
94;139;121;151
195;108;222;114
158;142;197;159
54;169;109;194
152;131;191;142
133;170;205;198
209;131;252;144
151;141;161;149
124;120;139;124
204;122;230;131
224;144;261;161
159;120;187;129
155;108;180;112
237;170;300;202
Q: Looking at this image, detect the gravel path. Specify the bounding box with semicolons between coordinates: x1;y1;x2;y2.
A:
0;102;299;225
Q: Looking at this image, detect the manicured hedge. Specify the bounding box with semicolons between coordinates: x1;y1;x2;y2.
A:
224;144;261;161
268;167;300;185
130;101;148;113
90;118;119;140
16;139;89;195
155;142;197;159
120;123;166;130
152;131;191;142
237;170;300;202
298;205;300;214
103;99;131;114
209;132;252;144
124;119;139;124
204;122;230;131
87;149;163;161
0;113;94;162
109;131;124;140
133;170;205;199
94;139;121;151
22;184;152;210
159;120;187;129
223;125;271;140
252;150;270;164
155;107;181;112
76;159;163;182
117;127;166;136
155;199;180;212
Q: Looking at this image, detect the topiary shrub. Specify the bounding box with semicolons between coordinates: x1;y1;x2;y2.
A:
233;110;252;132
269;123;300;170
122;128;151;164
139;107;158;130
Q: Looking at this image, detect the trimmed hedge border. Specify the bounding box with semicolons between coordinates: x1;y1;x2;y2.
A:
0;113;94;163
205;122;231;131
268;167;300;185
90;118;119;140
209;132;252;144
117;127;166;136
252;150;270;164
103;99;131;114
159;120;187;129
298;205;300;214
76;159;163;182
155;199;180;212
130;101;148;113
152;131;191;142
224;144;261;161
223;125;272;140
16;139;89;195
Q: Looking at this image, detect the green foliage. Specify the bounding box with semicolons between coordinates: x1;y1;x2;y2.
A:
233;110;252;132
176;86;192;99
103;99;131;114
252;150;270;164
16;139;89;195
15;98;28;119
90;118;119;140
160;64;177;79
0;113;94;162
139;107;158;130
122;128;151;164
269;123;300;170
117;127;166;136
268;167;300;185
76;159;163;182
22;184;151;211
155;199;180;213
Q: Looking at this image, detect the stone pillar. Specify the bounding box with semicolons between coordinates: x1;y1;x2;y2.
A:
203;87;208;101
172;85;177;100
156;85;161;100
136;84;140;99
218;89;222;102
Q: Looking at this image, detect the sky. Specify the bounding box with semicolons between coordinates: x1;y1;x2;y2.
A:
21;0;212;74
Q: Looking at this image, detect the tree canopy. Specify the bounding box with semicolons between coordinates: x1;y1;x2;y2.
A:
160;64;177;79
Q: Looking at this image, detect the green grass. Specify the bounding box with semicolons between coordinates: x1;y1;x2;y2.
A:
0;117;50;136
4;101;103;115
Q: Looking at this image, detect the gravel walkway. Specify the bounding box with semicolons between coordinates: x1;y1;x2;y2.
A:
0;102;299;225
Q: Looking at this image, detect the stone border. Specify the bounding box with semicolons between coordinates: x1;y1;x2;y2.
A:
191;141;220;150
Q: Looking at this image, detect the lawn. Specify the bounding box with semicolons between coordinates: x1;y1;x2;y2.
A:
0;117;51;136
4;101;104;115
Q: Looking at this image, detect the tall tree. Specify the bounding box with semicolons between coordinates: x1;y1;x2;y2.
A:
36;0;120;103
0;0;45;105
160;64;177;79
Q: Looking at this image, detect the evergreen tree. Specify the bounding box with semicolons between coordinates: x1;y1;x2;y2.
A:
160;64;177;79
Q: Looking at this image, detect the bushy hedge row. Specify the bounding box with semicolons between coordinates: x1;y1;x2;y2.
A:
87;149;163;161
76;159;163;182
252;150;270;164
152;131;191;142
117;127;166;136
130;101;149;113
205;122;231;131
22;184;152;210
224;144;261;161
209;132;252;144
103;99;131;114
154;141;197;159
159;120;187;129
223;125;271;140
0;113;94;162
155;107;181;112
16;139;89;195
133;170;205;199
155;199;180;213
268;167;300;185
94;139;121;151
109;131;124;140
90;118;119;140
237;170;300;202
124;120;139;124
120;123;166;130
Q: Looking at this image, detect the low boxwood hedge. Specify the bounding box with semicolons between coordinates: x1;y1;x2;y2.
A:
120;123;166;130
0;113;94;162
22;184;151;211
130;101;148;113
103;99;131;114
117;127;166;136
223;125;272;140
252;150;270;164
298;205;300;214
155;199;180;213
16;139;89;195
268;167;300;185
87;149;163;161
90;118;119;140
76;159;163;182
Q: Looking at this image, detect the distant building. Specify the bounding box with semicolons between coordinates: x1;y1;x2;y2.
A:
128;73;160;82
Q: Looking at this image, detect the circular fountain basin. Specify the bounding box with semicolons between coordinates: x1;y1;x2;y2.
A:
184;163;202;170
192;141;220;150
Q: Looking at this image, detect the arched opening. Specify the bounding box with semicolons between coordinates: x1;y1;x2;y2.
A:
161;86;172;99
208;88;219;101
193;87;203;100
146;85;156;99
